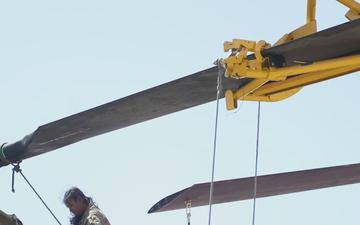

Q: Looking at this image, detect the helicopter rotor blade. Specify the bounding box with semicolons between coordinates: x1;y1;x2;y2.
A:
0;67;248;167
2;19;360;167
148;163;360;213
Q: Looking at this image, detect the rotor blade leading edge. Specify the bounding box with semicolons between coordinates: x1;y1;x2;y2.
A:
148;163;360;213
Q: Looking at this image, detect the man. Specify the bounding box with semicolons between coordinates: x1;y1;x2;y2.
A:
63;187;111;225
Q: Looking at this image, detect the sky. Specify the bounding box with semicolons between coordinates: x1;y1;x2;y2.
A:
1;1;360;225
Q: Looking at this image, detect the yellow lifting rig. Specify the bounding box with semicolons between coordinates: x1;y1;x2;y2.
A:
223;0;360;110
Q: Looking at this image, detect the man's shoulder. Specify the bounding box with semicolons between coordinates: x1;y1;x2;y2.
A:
88;204;103;216
86;204;111;225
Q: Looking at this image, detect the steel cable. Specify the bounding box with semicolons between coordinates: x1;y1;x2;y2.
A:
207;61;223;225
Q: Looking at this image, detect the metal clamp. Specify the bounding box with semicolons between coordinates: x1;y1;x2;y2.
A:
223;39;271;80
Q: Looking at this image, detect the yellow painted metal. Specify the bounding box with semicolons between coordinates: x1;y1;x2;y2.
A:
225;90;237;110
225;79;268;110
222;15;317;107
224;39;257;52
228;54;360;81
253;65;360;96
345;10;360;20
223;39;270;79
242;88;302;102
274;21;317;46
307;0;316;23
269;54;360;78
233;79;268;99
241;64;360;102
276;0;317;46
337;0;360;20
223;53;360;106
245;64;360;102
338;0;360;12
222;0;360;109
228;64;359;103
223;18;318;81
227;1;318;105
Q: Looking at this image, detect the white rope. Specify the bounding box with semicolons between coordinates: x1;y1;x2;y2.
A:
207;61;223;225
186;201;192;225
251;102;261;225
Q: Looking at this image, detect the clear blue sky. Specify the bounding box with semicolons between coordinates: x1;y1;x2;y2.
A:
1;1;359;225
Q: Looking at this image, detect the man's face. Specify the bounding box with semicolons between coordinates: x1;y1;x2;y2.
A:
65;198;87;216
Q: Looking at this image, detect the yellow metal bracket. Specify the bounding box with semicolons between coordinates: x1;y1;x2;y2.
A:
223;39;272;80
222;0;360;110
337;0;360;20
224;54;360;108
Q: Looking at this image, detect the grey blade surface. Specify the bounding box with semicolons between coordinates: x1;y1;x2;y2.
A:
1;67;249;166
148;163;360;213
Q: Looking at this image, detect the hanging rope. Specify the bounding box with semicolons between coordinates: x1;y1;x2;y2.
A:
207;60;223;225
185;201;192;225
251;102;261;225
11;163;63;225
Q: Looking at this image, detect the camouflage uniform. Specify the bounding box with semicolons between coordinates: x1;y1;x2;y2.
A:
78;203;110;225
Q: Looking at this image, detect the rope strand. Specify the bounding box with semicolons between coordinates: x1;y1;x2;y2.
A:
251;102;261;225
207;61;223;225
12;164;63;225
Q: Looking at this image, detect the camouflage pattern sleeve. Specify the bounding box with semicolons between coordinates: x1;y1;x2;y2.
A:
85;207;110;225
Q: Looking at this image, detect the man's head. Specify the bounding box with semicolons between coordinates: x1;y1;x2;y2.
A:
63;187;90;216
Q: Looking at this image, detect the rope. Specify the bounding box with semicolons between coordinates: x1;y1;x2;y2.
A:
11;163;63;225
12;164;17;192
186;201;192;225
251;102;261;225
207;60;223;225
